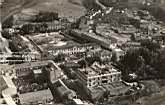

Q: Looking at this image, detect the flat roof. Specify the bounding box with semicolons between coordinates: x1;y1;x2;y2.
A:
19;89;53;104
15;61;50;70
46;43;98;51
72;99;84;104
33;69;42;74
79;63;120;77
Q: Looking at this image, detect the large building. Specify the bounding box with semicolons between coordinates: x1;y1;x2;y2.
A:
70;30;111;50
19;88;53;105
47;43;102;56
15;60;62;83
15;61;50;77
74;62;122;88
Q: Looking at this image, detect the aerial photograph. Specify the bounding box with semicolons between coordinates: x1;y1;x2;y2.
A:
0;0;165;105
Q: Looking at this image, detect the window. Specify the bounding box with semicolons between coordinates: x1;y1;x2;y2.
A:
88;79;92;82
102;76;108;80
102;80;108;84
88;83;91;87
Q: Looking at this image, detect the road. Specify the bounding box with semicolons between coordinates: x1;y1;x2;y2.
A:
95;0;106;10
2;0;37;24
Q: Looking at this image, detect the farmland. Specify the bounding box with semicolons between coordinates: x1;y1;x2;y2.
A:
28;0;86;18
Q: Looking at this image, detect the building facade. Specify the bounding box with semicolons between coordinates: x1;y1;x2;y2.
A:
74;62;122;88
48;43;101;56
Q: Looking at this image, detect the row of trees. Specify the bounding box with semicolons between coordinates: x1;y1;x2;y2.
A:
33;12;59;22
20;23;48;34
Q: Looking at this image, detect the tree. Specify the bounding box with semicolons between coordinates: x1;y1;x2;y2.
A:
119;48;144;75
141;39;161;52
118;47;160;81
35;12;58;22
21;24;34;34
155;48;165;78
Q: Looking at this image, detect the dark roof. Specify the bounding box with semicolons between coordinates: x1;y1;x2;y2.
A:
15;61;50;70
19;89;53;104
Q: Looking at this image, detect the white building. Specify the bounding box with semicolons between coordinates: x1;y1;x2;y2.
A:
74;62;122;88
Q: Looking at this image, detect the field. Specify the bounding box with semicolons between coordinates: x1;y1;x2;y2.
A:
1;0;21;17
23;0;86;18
1;0;87;25
1;0;38;23
133;87;165;105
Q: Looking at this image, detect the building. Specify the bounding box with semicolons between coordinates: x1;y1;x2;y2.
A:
72;98;84;105
47;43;101;56
100;50;112;63
122;41;141;51
46;61;63;84
74;62;122;88
19;88;53;105
15;61;50;77
70;30;111;50
54;79;77;100
15;60;63;83
112;48;125;61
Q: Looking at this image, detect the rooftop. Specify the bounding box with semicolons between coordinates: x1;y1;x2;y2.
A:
46;43;99;51
19;88;53;104
15;60;50;70
79;62;120;77
72;98;84;104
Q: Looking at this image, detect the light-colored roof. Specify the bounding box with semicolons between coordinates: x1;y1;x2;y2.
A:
19;89;53;104
72;98;84;104
33;69;42;74
79;63;120;77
